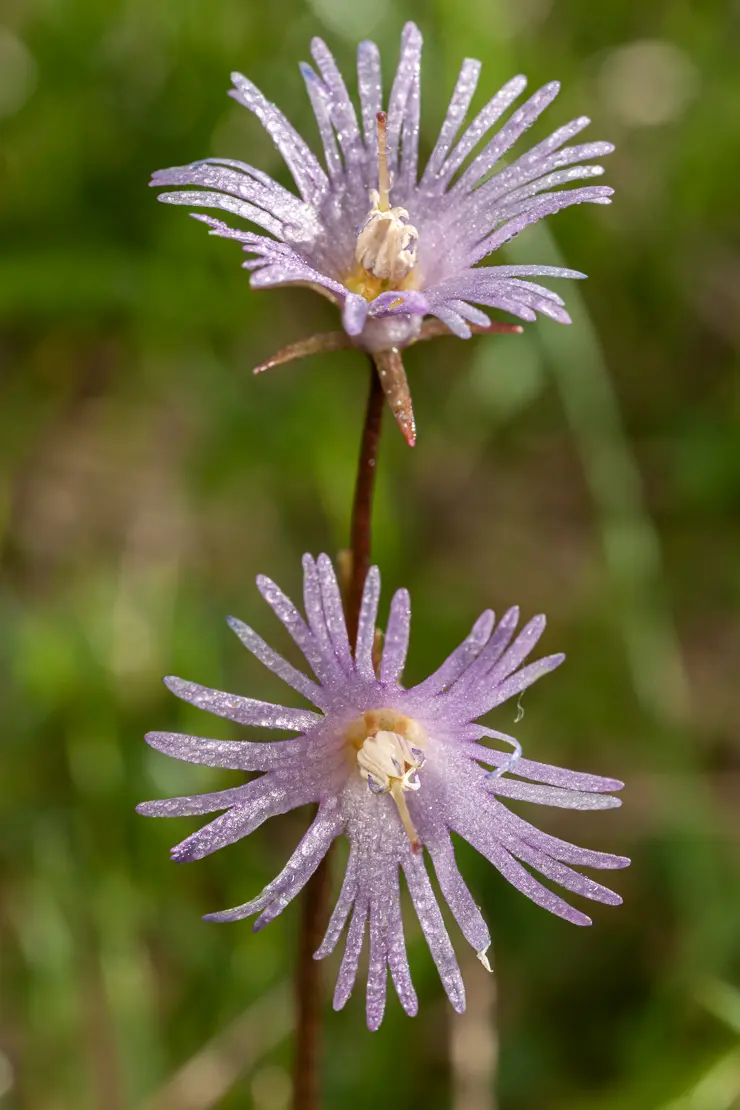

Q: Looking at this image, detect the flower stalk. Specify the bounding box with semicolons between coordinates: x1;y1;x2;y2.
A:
292;360;385;1110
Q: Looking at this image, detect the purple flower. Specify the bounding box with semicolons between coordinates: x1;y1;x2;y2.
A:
139;555;628;1029
151;22;613;445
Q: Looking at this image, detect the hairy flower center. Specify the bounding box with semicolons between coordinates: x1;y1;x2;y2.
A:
345;709;427;852
354;112;419;286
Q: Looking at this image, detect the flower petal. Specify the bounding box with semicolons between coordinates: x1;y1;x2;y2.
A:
310;37;365;176
367;901;389;1030
163;676;320;732
357;40;383;153
436;74;528;189
342;293;369;336
503;834;623;906
473;836;593;926
452;81;562;196
204;800;342;922
421;58;481;185
413;610;495;696
333;901;368;1010
473;652;565;715
229;71;327;204
386;23;423;191
445;606;520;701
469;185;614;266
227;616;325;706
169;775;312;863
403;852;466;1013
142;730;309;771
355;565;381;679
380;588;411;685
300;63;343;180
137;783;250;817
316;553;353;671
152;161;317;231
472;733;624;793
156;188;285;238
302;554;346;680
486;776;621;810
315;844;359;958
386;868;418;1016
428;833;491;955
500;806;630;870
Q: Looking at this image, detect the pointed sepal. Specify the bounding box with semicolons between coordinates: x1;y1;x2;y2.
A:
373;348;416;446
253;331;354;375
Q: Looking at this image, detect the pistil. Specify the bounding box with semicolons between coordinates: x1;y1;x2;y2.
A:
376;112;391;212
354;111;419;284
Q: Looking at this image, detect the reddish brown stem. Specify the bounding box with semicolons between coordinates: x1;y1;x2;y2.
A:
347;361;385;647
291;359;384;1110
292;847;332;1110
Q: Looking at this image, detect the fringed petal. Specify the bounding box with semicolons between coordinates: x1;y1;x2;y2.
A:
428;833;491;956
162;676;320;732
169;775;313;863
380;588;411;685
227;616;325;706
357;40;383;152
257;573;336;686
451;81;562;196
316;553;353;671
421;58;481;185
229;71;327;204
472;733;625;793
468;653;565;717
333;901;368;1010
300;63;343;180
315;844;359;958
486;776;621;810
403;852;465;1012
414;610;495;697
137;784;250;817
385;23;423;186
310;37;365;175
366;901;389;1030
142;730;310;771
204;799;342;923
386;868;418;1015
156;188;285;238
355;566;381;679
436;75;528;189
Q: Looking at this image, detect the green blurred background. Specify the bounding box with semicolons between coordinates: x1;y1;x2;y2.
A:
1;0;738;1107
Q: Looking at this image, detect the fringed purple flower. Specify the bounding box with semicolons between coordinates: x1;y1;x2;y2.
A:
139;555;628;1030
151;22;613;445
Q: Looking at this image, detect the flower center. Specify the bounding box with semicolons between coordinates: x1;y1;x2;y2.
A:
354;112;419;286
345;709;427;852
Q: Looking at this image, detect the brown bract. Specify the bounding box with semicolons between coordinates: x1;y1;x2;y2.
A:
252;319;523;447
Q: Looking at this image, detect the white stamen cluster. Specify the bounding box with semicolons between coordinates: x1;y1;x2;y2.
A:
354;109;419;284
357;728;426;795
346;709;427;852
355;193;419;283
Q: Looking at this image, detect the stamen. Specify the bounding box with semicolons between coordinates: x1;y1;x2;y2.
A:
349;712;427;852
353;112;419;285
